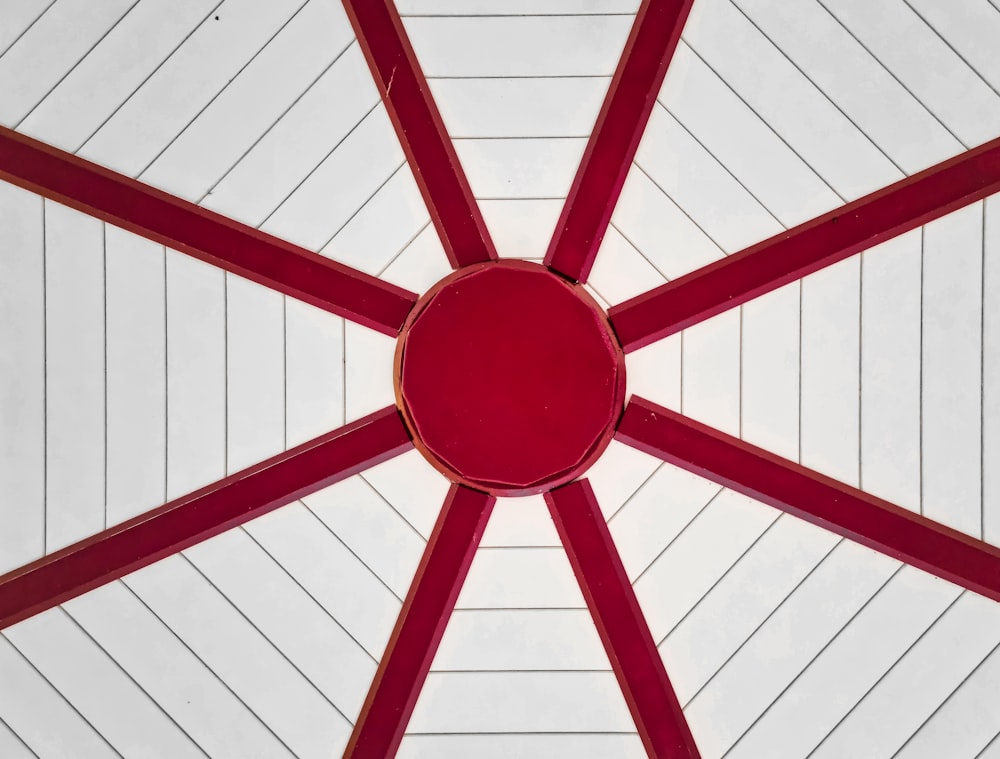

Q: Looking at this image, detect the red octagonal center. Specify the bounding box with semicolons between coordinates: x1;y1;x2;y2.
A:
395;260;626;496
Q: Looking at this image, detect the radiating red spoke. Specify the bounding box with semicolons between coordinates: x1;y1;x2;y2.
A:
545;480;701;759
0;407;412;630
0;126;417;337
616;397;1000;601
344;0;497;269
544;0;694;284
345;484;495;758
609;136;1000;352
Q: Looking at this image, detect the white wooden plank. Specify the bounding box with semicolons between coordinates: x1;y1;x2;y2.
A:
243;502;402;658
362;450;451;540
823;0;1000;148
80;0;304;177
922;202;983;535
812;591;1000;759
285;299;343;448
453;137;586;199
226;274;284;472
683;540;898;759
261;105;403;254
397;0;639;14
907;0;1000;96
589;226;668;305
200;42;378;227
0;183;44;573
398;733;646;759
5;608;204;758
0;717;32;759
800;256;861;485
125;554;346;759
660;42;841;228
143;0;354;202
478;198;562;259
0;0;135;127
479;495;561;548
733;0;961;174
184;528;374;722
624;333;682;415
66;580;293;759
427;77;608;138
683;0;901;199
402;15;633;77
859;231;922;513
105;226;166;524
44;202;105;553
727;567;960;759
322;165;430;275
18;0;217;153
343;320;395;422
586;440;662;520
634;489;776;642
165;250;226;499
741;282;799;460
0;0;53;56
303;476;425;600
682;308;741;436
636;105;780;254
408;672;633;733
987;195;1000;545
983;734;1000;759
662;514;839;704
896;640;1000;759
434;609;608;671
0;633;117;759
378;224;451;294
611;166;723;280
456;548;585;609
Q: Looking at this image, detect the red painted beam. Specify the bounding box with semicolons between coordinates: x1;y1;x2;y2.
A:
0;407;412;630
609;137;1000;352
0;126;417;337
544;0;694;284
546;480;701;758
345;484;495;758
344;0;497;269
616;397;1000;602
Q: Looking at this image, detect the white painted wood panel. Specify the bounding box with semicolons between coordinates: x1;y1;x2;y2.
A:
589;226;668;305
0;0;135;127
343;321;395;422
922;202;983;536
0;183;44;574
479;495;560;548
5;608;205;758
18;0;217;154
165;250;226;499
408;671;633;733
378;224;450;293
682;308;741;436
455;548;585;609
402;15;633;77
586;441;663;520
0;633;118;759
477;197;562;259
43;202;105;553
0;0;53;56
397;0;640;14
65;580;293;759
362;450;450;540
986;195;1000;545
623;333;682;413
105;227;165;524
80;0;304;176
453;137;586;199
907;0;1000;97
0;717;32;759
285;299;344;447
398;733;646;759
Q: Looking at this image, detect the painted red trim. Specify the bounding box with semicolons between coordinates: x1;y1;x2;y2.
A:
616;397;1000;602
546;480;701;759
0;407;412;630
345;484;495;759
344;0;497;269
0;126;417;337
609;137;1000;352
544;0;694;284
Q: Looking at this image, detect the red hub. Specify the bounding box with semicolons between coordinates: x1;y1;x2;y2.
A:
395;260;626;496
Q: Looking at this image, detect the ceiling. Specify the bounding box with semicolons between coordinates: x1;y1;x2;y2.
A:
1;0;1000;756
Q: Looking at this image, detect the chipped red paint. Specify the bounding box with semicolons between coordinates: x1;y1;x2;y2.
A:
395;261;625;495
0;126;417;337
546;480;702;758
0;408;412;630
344;0;498;268
609;135;1000;352
544;0;694;283
345;484;495;759
616;397;1000;602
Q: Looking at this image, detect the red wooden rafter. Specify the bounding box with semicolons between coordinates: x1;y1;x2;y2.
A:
1;0;1000;757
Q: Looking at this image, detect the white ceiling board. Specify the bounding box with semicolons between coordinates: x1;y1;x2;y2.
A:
987;195;1000;546
398;733;647;759
455;546;585;610
906;0;1000;96
396;0;640;14
681;307;741;437
0;0;54;55
586;440;663;520
479;495;561;547
0;717;32;759
362;451;452;540
588;226;668;305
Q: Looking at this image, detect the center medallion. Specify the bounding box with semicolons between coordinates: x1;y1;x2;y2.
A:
395;260;626;496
